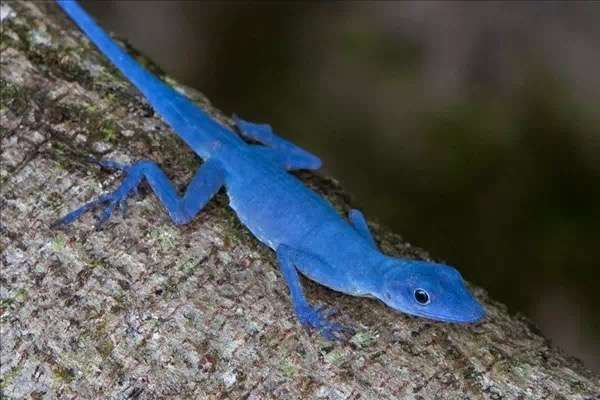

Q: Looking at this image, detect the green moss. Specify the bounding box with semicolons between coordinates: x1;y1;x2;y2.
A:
39;47;92;84
51;233;66;252
96;338;115;359
0;79;32;116
0;365;23;390
87;258;107;269
95;319;108;336
279;358;297;378
54;102;120;144
322;348;346;366
349;330;378;348
110;292;129;315
13;288;28;303
46;191;64;211
0;289;28;322
52;364;75;383
101;125;116;142
82;102;98;114
148;226;179;250
179;257;202;274
47;140;86;173
569;379;586;394
1;18;32;51
0;297;14;310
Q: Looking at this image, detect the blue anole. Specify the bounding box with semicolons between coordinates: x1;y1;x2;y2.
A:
54;0;485;339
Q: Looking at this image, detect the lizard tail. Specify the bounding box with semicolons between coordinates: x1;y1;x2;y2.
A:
56;0;242;158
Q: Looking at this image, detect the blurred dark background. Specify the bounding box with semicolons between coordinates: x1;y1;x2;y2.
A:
81;1;600;370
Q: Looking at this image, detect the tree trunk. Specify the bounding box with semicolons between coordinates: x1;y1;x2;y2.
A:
1;2;598;399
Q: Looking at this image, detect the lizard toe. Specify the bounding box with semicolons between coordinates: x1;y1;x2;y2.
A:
297;304;350;341
119;198;129;218
318;320;350;341
51;194;111;228
95;201;116;230
316;304;337;319
94;185;138;229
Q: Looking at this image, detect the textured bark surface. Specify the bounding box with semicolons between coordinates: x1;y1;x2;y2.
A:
1;2;598;399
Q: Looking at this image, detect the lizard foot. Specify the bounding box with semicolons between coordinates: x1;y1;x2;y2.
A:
51;161;141;230
296;304;353;341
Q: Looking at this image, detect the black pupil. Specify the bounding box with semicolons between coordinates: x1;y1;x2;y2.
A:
414;289;429;304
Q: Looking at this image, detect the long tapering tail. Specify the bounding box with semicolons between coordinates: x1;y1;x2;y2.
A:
56;0;241;158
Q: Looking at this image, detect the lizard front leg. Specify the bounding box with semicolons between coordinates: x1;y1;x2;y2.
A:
53;158;224;229
276;245;352;340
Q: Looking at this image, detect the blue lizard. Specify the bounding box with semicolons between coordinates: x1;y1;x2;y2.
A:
54;0;485;339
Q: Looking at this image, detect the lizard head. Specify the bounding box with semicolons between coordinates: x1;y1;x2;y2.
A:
375;259;485;323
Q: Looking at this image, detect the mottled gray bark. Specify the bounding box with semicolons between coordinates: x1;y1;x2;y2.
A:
1;2;598;399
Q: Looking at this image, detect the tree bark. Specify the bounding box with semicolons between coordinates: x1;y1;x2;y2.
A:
1;2;598;399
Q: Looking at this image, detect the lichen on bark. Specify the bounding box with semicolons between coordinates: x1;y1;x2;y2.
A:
1;1;598;399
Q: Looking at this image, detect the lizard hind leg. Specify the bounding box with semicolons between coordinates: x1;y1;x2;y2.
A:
52;158;225;230
233;115;322;171
348;209;377;248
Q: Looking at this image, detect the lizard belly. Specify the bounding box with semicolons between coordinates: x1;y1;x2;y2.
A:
220;148;379;295
225;167;328;250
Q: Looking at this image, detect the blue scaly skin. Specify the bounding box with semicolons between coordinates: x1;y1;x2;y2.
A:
54;0;485;340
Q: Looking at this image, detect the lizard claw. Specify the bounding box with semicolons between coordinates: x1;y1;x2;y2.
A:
314;304;337;319
51;193;110;228
296;304;352;341
52;160;139;229
119;198;129;218
95;201;116;230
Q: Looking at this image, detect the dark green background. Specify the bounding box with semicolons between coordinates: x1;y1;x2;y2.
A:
83;1;600;370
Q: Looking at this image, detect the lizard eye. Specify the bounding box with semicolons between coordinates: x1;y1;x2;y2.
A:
414;289;430;305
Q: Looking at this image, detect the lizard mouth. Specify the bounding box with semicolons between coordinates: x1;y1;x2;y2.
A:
409;304;486;324
377;292;486;324
381;297;485;323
